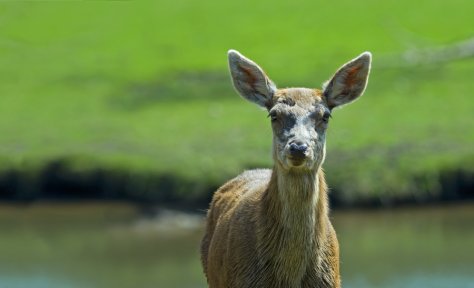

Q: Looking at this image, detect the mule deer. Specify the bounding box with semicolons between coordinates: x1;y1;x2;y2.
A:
201;50;371;288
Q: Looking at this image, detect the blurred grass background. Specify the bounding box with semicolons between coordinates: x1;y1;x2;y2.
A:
0;1;472;206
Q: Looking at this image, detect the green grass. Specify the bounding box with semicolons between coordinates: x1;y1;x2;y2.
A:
0;1;472;205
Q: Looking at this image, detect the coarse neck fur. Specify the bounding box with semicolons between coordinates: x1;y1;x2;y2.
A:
257;165;329;287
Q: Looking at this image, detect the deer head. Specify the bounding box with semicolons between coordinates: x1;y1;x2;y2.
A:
228;50;371;172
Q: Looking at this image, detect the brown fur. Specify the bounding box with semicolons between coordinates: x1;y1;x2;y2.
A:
201;50;371;288
201;89;340;288
201;168;340;288
272;88;324;107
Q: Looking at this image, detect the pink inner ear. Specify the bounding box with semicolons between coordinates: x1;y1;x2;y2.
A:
344;65;362;88
239;65;257;89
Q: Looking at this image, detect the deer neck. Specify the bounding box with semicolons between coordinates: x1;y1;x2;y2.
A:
276;167;320;224
259;165;328;285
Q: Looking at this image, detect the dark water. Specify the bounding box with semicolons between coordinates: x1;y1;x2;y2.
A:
0;202;473;288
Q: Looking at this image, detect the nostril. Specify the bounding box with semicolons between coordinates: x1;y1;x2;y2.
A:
289;142;308;153
299;144;308;152
289;143;298;152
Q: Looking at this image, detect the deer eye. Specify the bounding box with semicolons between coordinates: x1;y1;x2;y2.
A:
267;111;278;122
322;111;332;123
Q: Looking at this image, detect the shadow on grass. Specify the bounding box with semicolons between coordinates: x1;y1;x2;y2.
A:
0;157;472;209
0;158;216;210
329;169;474;208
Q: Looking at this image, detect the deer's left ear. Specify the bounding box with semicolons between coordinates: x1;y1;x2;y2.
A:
323;52;372;109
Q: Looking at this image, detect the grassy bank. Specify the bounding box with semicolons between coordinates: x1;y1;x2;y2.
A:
0;1;473;207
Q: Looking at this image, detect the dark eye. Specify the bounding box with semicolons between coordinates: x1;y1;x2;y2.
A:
322;111;332;123
267;112;278;122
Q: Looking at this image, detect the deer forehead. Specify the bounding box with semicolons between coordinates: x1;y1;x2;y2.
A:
272;88;325;109
270;88;327;117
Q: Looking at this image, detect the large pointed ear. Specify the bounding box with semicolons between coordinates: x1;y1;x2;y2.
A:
228;50;276;108
323;52;372;109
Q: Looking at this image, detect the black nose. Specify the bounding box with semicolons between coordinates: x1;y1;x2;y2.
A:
289;142;308;157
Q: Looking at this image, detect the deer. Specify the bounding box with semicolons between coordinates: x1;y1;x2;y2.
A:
200;49;371;288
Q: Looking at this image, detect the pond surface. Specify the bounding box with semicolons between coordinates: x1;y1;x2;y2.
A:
0;202;473;288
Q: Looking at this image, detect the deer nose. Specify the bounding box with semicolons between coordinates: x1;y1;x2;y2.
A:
289;142;308;157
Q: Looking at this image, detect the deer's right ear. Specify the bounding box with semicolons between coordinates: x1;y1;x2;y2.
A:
228;50;276;108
